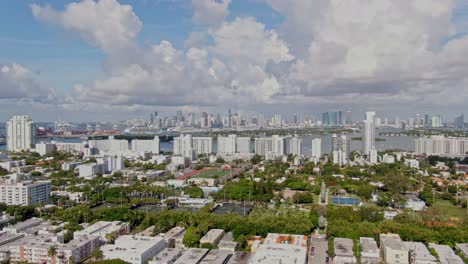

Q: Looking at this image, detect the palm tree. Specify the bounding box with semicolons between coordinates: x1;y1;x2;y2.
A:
105;232;118;244
91;248;104;261
48;246;57;264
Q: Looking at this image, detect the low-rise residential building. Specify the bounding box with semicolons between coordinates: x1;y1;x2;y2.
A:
226;251;254;264
3;217;45;234
61;161;82;171
380;234;409;264
74;221;130;243
199;249;232;264
149;248;183;264
51;191;84;203
403;242;438;264
9;234;99;264
35;142;56;156
455;243;468;258
101;235;167;264
428;243;464;264
0;160;26;172
77;163;107;179
248;233;307;264
0;173;51;206
173;248;209;264
404;193;426;211
360;237;379;264
199;229;225;247
334;238;357;264
218;232;238;252
164;227;186;249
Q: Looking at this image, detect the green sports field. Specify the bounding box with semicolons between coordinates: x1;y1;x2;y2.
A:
193;169;229;179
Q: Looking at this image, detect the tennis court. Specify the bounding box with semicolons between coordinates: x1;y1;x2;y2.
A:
332;197;360;206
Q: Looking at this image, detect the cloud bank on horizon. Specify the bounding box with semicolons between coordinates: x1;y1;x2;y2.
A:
2;0;468;119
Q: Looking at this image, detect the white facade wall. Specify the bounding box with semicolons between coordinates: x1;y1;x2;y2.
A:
35;142;56;156
6;116;35;152
131;137;160;154
0;175;51;206
217;135;237;154
236;137;251;153
311;138;322;159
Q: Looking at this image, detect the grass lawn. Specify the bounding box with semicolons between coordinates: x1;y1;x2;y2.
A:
194;169;229;179
429;200;466;219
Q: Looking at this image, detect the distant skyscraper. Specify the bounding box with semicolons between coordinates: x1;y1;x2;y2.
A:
454;114;464;128
7;115;35;152
228;109;232;128
415;113;420;127
322;112;330;126
431;115;442;128
311;138;322;159
363;111;376;155
293;114;298;125
394;117;401;128
424;114;430;127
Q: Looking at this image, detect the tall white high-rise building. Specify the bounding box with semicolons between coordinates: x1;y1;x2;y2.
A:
332;134;349;153
289;137;302;156
254;135;285;156
131;136;160;154
174;135;212;158
7;115;35;152
363;111;376;155
173;134;194;158
236;137;251;153
217;135;237;154
192;137;213;155
311;138;322;159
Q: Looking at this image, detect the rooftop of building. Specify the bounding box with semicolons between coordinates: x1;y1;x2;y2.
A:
102;235;165;254
199;249;232;264
77;221;128;236
173;248;209;264
403;242;437;262
334;238;354;257
455;243;468;257
359;237;379;254
164;226;186;239
249;244;307;264
200;229;225;243
429;243;464;264
151;248;183;263
263;233;308;248
380;234;406;251
226;251;254;264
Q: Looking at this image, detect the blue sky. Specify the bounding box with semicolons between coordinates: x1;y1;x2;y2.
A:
0;0;281;94
1;0;468;121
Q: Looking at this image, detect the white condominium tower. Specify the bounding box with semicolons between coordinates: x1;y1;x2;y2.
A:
254;135;285;156
131;136;160;154
217;135;237;154
311;138;322;159
414;136;468;156
217;135;251;154
289;137;302;156
7;115;35;152
363;111;376;155
173;134;213;158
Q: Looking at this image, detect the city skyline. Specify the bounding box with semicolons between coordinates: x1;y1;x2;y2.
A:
1;0;468;121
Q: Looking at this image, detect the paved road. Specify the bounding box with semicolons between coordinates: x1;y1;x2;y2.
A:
309;234;328;264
